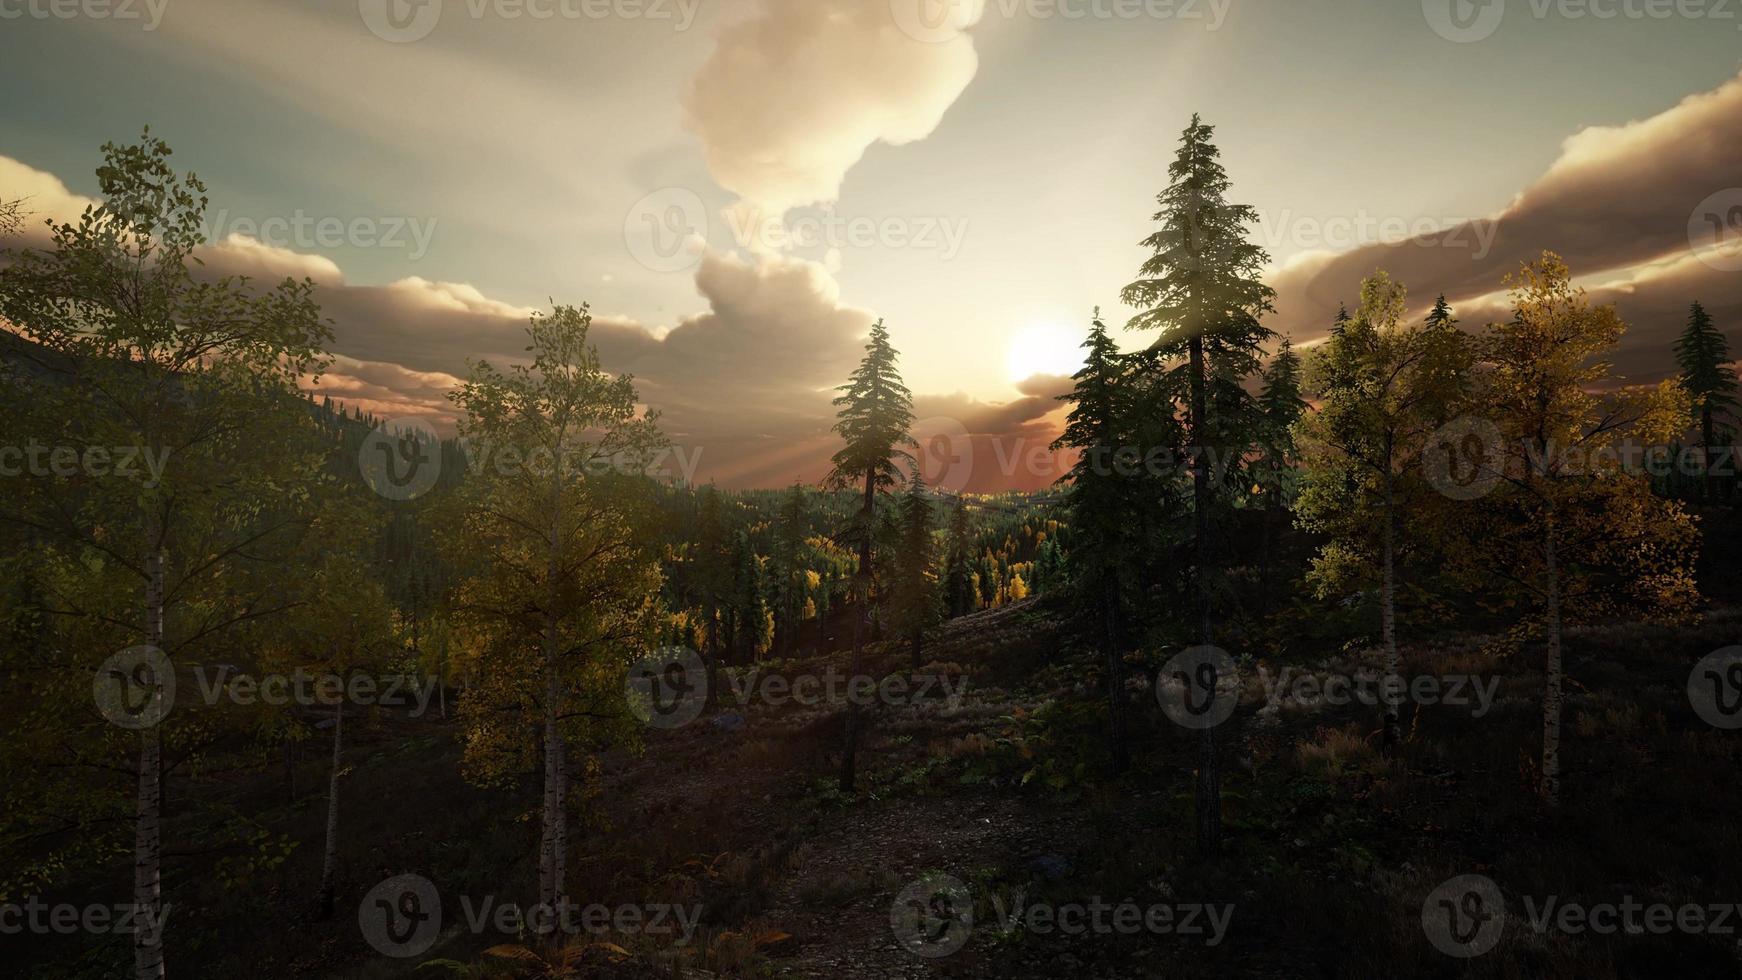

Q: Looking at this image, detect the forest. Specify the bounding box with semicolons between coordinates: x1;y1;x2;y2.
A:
2;116;1740;980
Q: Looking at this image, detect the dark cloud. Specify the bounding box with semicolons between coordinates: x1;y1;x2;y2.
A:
1271;69;1742;380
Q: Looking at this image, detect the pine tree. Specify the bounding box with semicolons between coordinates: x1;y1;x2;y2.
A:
889;471;943;668
1255;337;1308;499
1674;301;1738;501
943;499;975;618
1053;309;1144;772
1425;293;1457;332
770;484;810;655
693;486;731;658
1253;338;1308;606
824;318;915;792
728;530;766;661
1120;114;1275;857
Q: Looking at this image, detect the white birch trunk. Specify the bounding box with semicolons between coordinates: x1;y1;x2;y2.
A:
1541;510;1563;805
135;544;166;980
318;697;343;917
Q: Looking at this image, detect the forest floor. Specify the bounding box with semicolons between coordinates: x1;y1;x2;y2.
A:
19;594;1742;978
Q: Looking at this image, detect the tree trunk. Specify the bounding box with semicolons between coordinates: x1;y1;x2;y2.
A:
552;739;568;910
840;468;875;793
1381;456;1402;750
317;698;342;919
1187;334;1221;859
1103;584;1129;774
1702;406;1716;503
910;629;923;670
537;478;566;913
284;737;296;806
1541;509;1564;806
135;543;166;980
539;668;564;910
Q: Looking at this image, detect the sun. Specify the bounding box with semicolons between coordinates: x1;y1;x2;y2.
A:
1006;322;1087;383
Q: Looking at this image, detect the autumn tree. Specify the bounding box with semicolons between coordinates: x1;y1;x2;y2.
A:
1674;301;1737;500
0;132;331;980
1121;114;1275;856
442;304;666;912
1458;253;1699;805
1295;273;1472;747
824;318;915;792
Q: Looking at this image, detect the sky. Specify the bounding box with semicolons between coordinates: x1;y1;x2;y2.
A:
3;0;1741;490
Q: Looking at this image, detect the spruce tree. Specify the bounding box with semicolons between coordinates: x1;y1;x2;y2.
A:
770;484;810;655
943;499;975;618
1674;301;1738;500
889;471;943;668
1120;114;1275;856
1053;309;1143;772
1254;338;1308;605
825;318;915;791
1425;293;1457;333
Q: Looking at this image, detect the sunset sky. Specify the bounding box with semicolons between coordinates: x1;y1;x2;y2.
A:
3;0;1741;488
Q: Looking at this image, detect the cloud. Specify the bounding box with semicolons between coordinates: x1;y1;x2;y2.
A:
209;234;344;284
0;157;99;242
307;354;466;423
1269;69;1742;377
682;0;985;214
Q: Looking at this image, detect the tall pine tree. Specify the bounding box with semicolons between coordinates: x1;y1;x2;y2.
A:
1674;301;1738;500
1053;309;1143;772
943;499;976;618
889;471;943;668
1121;115;1275;856
825;319;915;791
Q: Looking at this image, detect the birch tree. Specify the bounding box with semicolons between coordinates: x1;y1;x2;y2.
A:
442;303;665;913
1456;253;1699;805
1295;272;1472;747
0;132;331;979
